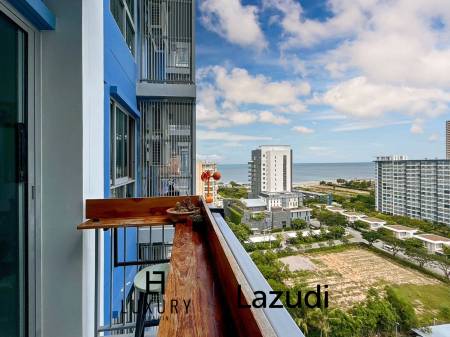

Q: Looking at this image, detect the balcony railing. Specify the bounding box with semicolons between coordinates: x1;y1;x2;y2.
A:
77;196;304;337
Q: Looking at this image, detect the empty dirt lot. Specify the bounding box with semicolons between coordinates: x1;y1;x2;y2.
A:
280;247;440;308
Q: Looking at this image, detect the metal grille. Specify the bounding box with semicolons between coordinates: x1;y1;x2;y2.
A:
140;99;194;197
139;0;194;83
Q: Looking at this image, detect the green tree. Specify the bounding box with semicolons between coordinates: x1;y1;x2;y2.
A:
432;254;450;280
291;218;308;230
329;309;361;337
402;238;430;268
328;225;346;239
382;236;404;257
310;308;332;337
352;220;370;231
386;287;418;330
362;231;382;246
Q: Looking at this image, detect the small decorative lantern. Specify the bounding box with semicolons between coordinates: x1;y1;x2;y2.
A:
201;169;221;203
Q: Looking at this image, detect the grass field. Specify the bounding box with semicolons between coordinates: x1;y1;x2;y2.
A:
389;284;450;325
280;246;450;323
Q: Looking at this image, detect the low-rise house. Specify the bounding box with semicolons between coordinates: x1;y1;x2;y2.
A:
359;217;387;230
246;235;278;244
260;191;304;211
382;225;418;239
342;211;367;223
289;206;313;222
326;205;345;213
414;234;450;253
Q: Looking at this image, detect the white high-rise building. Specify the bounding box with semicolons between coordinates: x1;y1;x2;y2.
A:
446;120;450;160
249;145;292;198
375;156;450;226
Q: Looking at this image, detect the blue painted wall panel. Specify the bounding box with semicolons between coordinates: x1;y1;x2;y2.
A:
7;0;55;30
103;0;140;326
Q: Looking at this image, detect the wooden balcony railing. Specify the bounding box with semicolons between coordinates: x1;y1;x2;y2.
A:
77;196;303;337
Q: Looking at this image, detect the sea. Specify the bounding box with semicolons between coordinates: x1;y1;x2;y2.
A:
217;162;375;184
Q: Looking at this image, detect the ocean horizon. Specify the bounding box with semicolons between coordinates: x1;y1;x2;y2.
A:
217;162;375;184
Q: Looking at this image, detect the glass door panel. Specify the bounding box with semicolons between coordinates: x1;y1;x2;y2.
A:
0;11;27;337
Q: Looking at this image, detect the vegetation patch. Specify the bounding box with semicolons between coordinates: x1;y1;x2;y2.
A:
388;284;450;325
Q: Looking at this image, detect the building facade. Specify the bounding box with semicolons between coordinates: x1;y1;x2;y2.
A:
0;1;195;336
447;120;450;160
249;145;292;198
375;156;450;226
195;161;219;204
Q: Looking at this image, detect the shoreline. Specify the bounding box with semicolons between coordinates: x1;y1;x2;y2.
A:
220;178;374;186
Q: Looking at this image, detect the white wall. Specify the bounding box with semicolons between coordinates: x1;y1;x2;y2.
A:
82;0;104;336
39;1;104;336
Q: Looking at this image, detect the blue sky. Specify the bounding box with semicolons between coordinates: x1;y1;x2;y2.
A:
195;0;450;164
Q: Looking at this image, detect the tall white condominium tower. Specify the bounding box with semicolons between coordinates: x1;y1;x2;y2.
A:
447;121;450;159
249;145;293;198
375;155;450;226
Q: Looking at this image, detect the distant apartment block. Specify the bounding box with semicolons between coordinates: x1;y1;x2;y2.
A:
249;145;293;198
447;120;450;159
196;161;219;204
375;156;450;226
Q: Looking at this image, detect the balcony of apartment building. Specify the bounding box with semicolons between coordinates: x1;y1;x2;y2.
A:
77;196;304;337
137;0;195;95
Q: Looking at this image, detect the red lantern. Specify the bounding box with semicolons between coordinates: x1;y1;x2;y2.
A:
201;169;221;204
212;171;221;181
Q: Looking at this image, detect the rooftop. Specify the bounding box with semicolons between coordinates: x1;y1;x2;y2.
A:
342;211;366;217
384;224;417;232
240;198;267;208
326;206;345;212
415;234;450;243
411;324;450;337
248;235;278;243
360;217;387;223
289;207;313;212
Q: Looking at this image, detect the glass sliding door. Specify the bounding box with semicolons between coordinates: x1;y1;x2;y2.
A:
0;11;27;337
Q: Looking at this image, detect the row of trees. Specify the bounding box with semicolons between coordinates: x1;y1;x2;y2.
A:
313;209;347;227
288;226;346;245
361;229;450;280
251;250;420;337
319;179;373;191
217;181;248;199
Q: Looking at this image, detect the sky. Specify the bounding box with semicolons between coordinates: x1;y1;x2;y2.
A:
195;0;450;164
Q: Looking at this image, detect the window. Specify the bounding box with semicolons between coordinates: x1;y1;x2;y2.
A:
111;0;135;54
110;100;136;197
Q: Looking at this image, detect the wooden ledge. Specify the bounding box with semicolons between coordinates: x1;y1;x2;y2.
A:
77;215;172;230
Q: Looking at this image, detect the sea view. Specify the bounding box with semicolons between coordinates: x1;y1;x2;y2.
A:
217;162;375;184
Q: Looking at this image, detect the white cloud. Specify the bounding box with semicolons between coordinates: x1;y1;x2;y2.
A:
307;146;336;156
428;133;439;142
279;52;306;76
264;0;373;48
266;0;450;89
292;125;314;134
259;111;290;125
200;0;267;50
212;66;310;106
196;66;310;129
410;119;424;134
332;119;410;132
321;77;450;119
197;130;272;141
196;154;224;162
